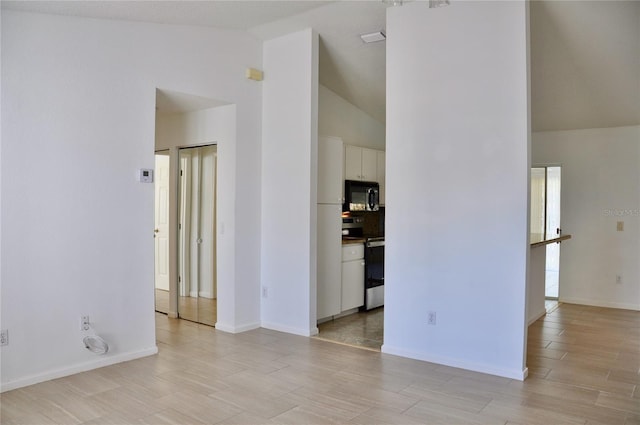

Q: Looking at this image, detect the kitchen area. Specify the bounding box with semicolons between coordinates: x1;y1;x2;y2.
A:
316;135;386;350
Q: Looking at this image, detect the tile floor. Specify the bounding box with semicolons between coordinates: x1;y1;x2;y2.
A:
315;308;383;351
1;303;639;424
155;289;217;327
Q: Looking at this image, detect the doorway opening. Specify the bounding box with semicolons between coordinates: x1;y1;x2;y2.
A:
177;145;218;327
531;166;562;300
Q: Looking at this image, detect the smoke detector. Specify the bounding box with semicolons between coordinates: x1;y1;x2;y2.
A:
360;31;386;44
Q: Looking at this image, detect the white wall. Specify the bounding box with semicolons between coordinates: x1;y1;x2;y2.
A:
0;6;3;373
384;1;530;379
155;105;235;151
319;85;385;150
533;126;640;310
261;29;319;336
1;11;262;391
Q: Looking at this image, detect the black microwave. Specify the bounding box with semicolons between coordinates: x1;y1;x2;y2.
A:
344;180;379;212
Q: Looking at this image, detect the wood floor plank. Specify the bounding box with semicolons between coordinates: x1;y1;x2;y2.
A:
2;305;639;425
596;392;640;415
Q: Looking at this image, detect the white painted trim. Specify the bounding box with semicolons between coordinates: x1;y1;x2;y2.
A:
380;345;528;381
528;308;547;325
560;298;640;311
214;321;260;334
0;346;158;393
261;322;318;337
198;291;214;299
168;311;178;319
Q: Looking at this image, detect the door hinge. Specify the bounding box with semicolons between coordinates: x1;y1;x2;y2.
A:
180;170;183;177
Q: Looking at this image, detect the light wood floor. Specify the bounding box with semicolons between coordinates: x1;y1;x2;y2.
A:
155;289;217;327
1;303;638;424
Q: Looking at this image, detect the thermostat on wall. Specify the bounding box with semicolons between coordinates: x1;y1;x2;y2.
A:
139;169;154;183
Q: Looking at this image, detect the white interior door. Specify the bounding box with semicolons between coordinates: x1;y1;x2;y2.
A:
154;153;170;292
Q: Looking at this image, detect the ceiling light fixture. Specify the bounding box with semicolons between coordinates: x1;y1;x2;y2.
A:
429;0;450;8
360;31;386;44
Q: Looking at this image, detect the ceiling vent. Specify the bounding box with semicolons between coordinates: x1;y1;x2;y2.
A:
360;31;386;44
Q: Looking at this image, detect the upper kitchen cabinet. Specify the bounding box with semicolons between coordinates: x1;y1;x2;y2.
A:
377;151;385;206
318;136;344;204
345;145;378;182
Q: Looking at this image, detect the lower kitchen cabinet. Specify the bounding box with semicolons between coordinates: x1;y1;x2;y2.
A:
341;244;365;311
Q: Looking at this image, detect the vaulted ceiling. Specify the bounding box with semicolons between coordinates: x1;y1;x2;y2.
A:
3;0;638;132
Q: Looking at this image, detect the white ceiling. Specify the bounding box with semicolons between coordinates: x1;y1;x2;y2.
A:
530;1;639;132
3;0;638;131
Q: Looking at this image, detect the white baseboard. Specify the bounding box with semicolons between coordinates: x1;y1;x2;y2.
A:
528;308;547;325
381;344;528;381
0;346;158;393
198;291;215;299
560;297;640;311
215;321;260;334
261;321;318;337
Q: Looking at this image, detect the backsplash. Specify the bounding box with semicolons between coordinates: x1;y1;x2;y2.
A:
352;207;385;237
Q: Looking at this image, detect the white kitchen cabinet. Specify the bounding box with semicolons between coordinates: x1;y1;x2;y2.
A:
361;148;377;182
317;204;343;320
344;145;362;181
377;151;385;206
318;136;344;204
341;244;364;311
345;145;378;182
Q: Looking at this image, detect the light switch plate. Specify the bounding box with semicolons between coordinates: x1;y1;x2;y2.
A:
139;169;154;183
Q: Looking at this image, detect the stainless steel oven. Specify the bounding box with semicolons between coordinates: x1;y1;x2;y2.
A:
363;237;384;310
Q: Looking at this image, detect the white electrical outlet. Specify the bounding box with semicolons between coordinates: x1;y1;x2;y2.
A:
0;329;8;346
81;315;90;331
427;311;437;325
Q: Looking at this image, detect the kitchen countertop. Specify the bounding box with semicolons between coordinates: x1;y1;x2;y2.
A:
530;233;572;248
342;237;366;245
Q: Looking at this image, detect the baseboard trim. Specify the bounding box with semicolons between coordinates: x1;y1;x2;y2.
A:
214;321;260;334
381;344;528;381
560;298;640;311
0;346;158;393
528;308;547;325
261;321;317;337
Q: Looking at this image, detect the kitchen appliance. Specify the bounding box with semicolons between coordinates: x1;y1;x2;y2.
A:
341;216;364;237
317;136;345;320
344;180;379;212
363;236;384;310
